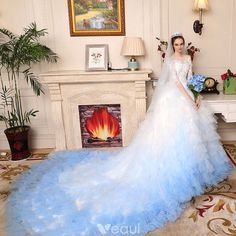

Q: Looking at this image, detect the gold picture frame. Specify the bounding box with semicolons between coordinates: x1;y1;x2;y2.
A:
68;0;125;36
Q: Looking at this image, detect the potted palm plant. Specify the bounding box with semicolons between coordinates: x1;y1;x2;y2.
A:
0;22;58;161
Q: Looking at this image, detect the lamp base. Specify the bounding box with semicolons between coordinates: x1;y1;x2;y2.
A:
128;59;139;71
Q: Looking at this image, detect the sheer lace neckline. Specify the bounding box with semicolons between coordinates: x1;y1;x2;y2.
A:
170;55;189;62
170;56;188;61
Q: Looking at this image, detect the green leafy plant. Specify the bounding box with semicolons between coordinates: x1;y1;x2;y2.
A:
0;22;58;131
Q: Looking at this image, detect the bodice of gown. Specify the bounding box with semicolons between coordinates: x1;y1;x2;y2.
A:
173;60;191;88
160;57;192;88
167;58;194;100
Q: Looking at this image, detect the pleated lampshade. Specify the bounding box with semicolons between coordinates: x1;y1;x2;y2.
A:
121;37;145;56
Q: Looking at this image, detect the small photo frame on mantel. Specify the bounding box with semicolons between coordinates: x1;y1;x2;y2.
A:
85;44;109;71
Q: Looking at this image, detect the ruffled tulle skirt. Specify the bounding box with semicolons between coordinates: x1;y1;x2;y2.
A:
6;84;233;236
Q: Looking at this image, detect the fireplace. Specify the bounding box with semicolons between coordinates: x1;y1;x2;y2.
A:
40;69;151;150
79;104;122;148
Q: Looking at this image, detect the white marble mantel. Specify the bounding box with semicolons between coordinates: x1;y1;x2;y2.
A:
40;69;152;150
202;92;236;123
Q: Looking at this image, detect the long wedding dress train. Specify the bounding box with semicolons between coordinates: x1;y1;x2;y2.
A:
6;56;233;236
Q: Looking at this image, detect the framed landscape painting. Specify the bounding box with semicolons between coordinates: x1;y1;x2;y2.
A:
68;0;125;36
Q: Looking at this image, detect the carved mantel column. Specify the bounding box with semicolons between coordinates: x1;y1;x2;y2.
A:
47;83;66;150
135;81;147;125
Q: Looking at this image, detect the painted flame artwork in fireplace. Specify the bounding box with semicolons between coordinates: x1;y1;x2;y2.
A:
79;104;123;148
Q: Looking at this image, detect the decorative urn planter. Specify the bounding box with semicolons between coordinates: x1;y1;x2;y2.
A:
4;126;31;161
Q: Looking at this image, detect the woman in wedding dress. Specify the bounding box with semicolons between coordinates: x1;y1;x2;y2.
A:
6;33;233;236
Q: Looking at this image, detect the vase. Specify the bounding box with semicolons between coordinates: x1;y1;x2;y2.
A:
223;77;236;95
4;126;31;161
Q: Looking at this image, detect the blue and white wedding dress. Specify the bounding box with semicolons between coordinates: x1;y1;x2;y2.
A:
6;54;233;236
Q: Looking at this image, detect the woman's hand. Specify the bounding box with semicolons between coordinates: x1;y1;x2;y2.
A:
195;95;202;109
191;99;198;109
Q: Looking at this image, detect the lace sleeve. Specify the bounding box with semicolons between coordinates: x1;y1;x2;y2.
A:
174;56;195;101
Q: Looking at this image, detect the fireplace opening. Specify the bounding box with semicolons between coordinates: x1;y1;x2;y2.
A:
79;104;123;148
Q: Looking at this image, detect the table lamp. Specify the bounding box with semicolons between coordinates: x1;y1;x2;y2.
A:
121;37;145;71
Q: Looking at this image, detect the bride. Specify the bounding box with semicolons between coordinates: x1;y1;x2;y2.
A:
6;33;233;236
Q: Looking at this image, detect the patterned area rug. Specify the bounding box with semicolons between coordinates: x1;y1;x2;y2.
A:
0;145;236;236
148;176;236;236
224;144;236;167
0;149;51;161
0;149;52;236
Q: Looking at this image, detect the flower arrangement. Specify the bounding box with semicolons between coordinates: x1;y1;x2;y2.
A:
187;74;206;101
221;69;236;95
156;37;200;61
156;37;168;60
186;43;200;61
221;69;236;81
